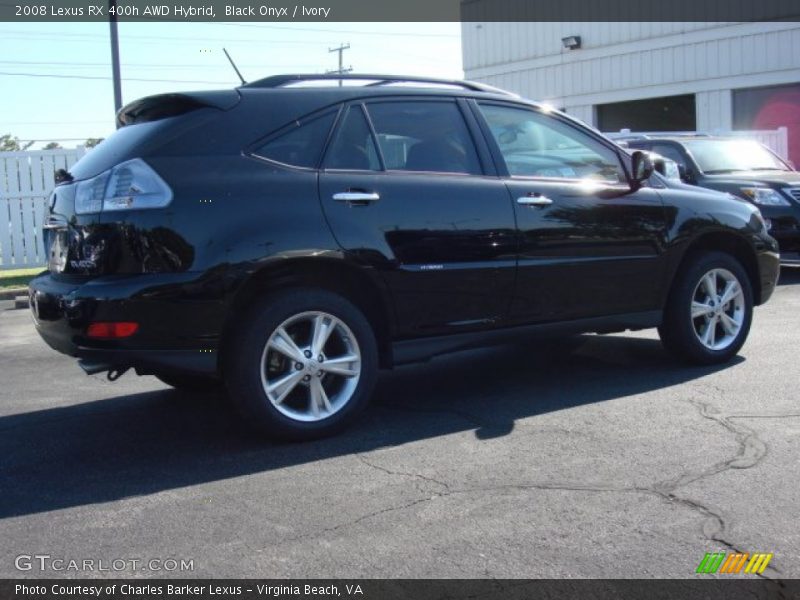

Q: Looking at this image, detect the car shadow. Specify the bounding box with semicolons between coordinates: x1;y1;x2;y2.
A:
0;334;739;518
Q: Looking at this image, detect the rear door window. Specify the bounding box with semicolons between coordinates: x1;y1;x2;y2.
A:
364;101;482;175
324;105;382;171
253;111;337;168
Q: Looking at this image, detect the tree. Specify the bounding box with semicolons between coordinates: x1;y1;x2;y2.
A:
0;133;20;151
84;137;105;148
43;142;62;150
0;134;34;152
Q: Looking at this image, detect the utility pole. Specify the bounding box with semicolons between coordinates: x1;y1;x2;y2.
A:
327;43;352;86
109;0;123;117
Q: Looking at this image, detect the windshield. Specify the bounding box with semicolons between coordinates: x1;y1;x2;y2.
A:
683;139;789;173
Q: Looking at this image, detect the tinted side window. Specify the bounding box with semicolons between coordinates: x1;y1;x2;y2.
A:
650;144;686;167
254;112;336;168
479;104;626;183
365;101;482;175
324;105;382;171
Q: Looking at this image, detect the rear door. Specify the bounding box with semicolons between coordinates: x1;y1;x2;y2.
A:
318;98;517;337
472;101;668;324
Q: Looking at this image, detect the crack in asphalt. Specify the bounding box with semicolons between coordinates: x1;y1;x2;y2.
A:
294;388;789;582
355;454;451;492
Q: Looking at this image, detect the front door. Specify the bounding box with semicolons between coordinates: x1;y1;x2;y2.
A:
473;102;668;324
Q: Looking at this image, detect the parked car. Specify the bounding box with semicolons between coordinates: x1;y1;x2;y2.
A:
29;74;779;439
607;137;682;182
624;135;800;265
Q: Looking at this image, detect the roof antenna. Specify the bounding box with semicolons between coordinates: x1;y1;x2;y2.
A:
223;47;246;85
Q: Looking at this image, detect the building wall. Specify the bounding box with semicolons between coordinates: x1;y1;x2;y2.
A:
462;21;800;130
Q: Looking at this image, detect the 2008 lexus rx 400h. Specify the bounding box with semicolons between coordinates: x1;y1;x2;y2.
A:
30;74;780;440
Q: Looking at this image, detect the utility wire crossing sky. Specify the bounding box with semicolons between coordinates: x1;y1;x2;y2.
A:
0;22;462;148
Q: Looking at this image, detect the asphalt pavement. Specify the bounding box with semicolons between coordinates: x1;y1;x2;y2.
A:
1;271;799;579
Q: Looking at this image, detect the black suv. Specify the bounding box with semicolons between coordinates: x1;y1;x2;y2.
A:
624;136;800;264
30;74;780;439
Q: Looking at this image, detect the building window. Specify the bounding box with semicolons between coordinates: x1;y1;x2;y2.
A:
597;94;696;133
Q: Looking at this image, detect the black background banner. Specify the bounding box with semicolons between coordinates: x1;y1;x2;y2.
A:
2;0;800;22
1;580;799;600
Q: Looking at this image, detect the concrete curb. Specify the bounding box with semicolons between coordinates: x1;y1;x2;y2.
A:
0;288;28;302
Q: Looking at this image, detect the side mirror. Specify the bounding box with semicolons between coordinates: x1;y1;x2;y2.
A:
629;151;654;191
677;163;695;183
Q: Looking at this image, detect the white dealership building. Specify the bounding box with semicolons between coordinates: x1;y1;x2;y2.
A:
461;22;800;164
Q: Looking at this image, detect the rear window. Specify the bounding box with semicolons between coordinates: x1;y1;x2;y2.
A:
68;119;173;181
253;112;337;168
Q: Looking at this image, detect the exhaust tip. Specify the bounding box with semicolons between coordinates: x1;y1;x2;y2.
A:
77;359;115;376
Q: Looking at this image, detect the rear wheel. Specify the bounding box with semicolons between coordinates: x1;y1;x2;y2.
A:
225;289;378;440
659;251;753;365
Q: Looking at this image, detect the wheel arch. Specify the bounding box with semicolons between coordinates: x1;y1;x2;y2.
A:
668;230;763;305
223;257;396;368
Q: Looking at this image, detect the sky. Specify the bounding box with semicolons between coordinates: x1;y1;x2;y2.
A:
0;22;463;148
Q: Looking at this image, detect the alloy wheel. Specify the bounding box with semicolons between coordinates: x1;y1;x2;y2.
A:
690;268;745;351
259;311;362;422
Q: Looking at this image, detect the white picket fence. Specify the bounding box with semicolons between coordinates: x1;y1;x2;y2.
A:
0;147;86;270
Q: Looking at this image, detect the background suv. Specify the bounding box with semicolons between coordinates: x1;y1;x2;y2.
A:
29;74;779;439
624;135;800;264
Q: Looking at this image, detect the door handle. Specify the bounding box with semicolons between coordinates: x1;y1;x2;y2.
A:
516;195;553;207
42;215;68;230
332;191;380;205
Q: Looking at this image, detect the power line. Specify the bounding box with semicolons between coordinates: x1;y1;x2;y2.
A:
202;22;459;38
0;59;326;70
0;28;459;46
0;29;346;45
5;120;111;125
0;71;233;84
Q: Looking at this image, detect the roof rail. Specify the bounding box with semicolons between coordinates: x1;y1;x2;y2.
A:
242;73;516;96
604;130;714;139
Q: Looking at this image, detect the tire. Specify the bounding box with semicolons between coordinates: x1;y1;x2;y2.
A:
658;251;753;365
155;372;223;393
224;288;378;441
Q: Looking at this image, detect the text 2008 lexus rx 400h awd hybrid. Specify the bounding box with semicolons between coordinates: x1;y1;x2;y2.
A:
30;74;780;440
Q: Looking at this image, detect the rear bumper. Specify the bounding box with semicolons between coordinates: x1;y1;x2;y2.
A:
29;272;224;376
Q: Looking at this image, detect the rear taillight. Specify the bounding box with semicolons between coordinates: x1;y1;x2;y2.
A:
86;322;140;339
75;158;172;215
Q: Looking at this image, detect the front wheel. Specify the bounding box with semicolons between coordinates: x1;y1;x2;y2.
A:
225;289;378;440
659;251;753;365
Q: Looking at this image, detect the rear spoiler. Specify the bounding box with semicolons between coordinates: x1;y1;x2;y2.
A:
116;90;241;128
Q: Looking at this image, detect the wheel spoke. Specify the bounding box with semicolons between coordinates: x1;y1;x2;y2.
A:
702;316;717;347
310;314;335;356
320;354;360;378
692;301;714;318
309;378;332;415
719;280;742;306
267;370;304;404
702;272;717;299
719;312;740;336
269;327;305;362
